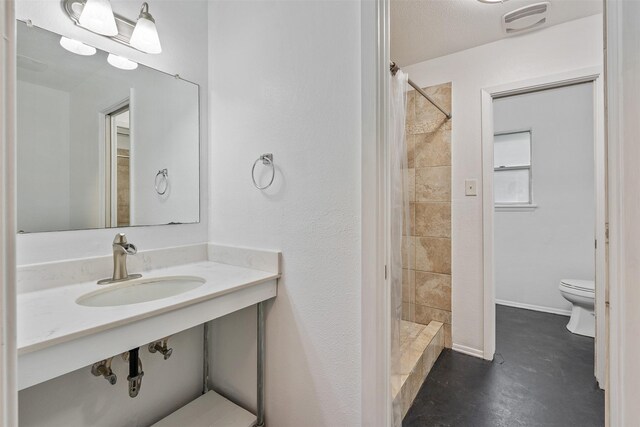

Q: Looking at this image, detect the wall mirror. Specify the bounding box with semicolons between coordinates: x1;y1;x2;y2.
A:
16;21;200;233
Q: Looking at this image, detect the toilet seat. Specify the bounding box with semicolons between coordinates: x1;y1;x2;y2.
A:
560;279;595;293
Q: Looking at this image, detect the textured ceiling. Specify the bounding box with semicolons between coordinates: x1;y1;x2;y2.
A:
391;0;603;66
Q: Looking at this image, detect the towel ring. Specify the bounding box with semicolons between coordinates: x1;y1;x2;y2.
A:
252;154;275;190
155;168;169;195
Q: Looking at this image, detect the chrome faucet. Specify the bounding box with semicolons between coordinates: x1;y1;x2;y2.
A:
97;233;142;285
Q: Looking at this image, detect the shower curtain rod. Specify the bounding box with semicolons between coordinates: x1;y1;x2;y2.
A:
390;62;452;120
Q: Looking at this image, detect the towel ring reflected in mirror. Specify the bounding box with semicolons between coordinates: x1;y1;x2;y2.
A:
155;168;169;195
252;154;275;190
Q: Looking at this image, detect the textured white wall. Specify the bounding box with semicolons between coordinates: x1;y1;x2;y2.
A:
15;0;208;265
494;83;595;314
403;15;603;354
16;81;70;232
207;1;362;425
129;73;199;226
67;73;130;229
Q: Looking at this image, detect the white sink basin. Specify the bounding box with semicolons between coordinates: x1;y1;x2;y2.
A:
76;276;206;307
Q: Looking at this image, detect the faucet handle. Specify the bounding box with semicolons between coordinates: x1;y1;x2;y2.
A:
113;233;137;254
124;243;137;255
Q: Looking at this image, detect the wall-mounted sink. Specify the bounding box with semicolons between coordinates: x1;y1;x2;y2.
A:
76;276;206;307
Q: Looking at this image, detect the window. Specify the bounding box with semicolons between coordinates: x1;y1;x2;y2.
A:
494;131;532;205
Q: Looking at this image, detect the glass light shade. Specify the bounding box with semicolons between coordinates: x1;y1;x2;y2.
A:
130;16;162;54
79;0;118;36
107;53;138;70
59;37;97;56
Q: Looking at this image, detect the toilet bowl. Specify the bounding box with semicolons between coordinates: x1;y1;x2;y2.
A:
559;279;595;338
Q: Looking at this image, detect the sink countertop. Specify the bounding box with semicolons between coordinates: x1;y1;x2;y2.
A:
18;260;279;355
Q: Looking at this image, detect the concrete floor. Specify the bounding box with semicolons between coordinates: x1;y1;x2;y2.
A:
404;305;605;426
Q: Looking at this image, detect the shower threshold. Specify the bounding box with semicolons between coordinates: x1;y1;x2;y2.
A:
392;320;444;419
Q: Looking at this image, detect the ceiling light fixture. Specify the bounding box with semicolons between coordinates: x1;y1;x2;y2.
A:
129;2;162;54
59;36;97;56
107;53;138;70
78;0;118;36
477;0;509;3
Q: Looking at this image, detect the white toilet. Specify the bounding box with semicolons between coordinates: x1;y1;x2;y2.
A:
559;279;595;338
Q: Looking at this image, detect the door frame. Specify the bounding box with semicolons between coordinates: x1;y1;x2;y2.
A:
367;3;628;427
0;0;18;425
480;67;607;386
103;102;130;227
360;0;392;425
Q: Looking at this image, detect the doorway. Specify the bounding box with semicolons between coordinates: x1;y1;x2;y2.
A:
365;0;616;424
105;104;131;228
481;71;607;386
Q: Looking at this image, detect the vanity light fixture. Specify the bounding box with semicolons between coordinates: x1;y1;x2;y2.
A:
107;53;138;70
78;0;118;36
129;2;162;54
63;0;162;55
59;36;97;56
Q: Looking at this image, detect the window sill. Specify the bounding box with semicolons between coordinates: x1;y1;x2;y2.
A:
495;204;538;212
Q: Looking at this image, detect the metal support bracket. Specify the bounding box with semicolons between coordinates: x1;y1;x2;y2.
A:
200;302;267;425
257;301;266;427
203;322;210;394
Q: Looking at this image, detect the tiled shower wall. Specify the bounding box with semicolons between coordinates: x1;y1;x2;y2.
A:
403;82;452;348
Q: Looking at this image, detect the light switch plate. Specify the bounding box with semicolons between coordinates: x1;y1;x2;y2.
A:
465;179;477;196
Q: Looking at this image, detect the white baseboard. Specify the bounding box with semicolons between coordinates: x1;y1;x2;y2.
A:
452;343;484;359
495;299;571;317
